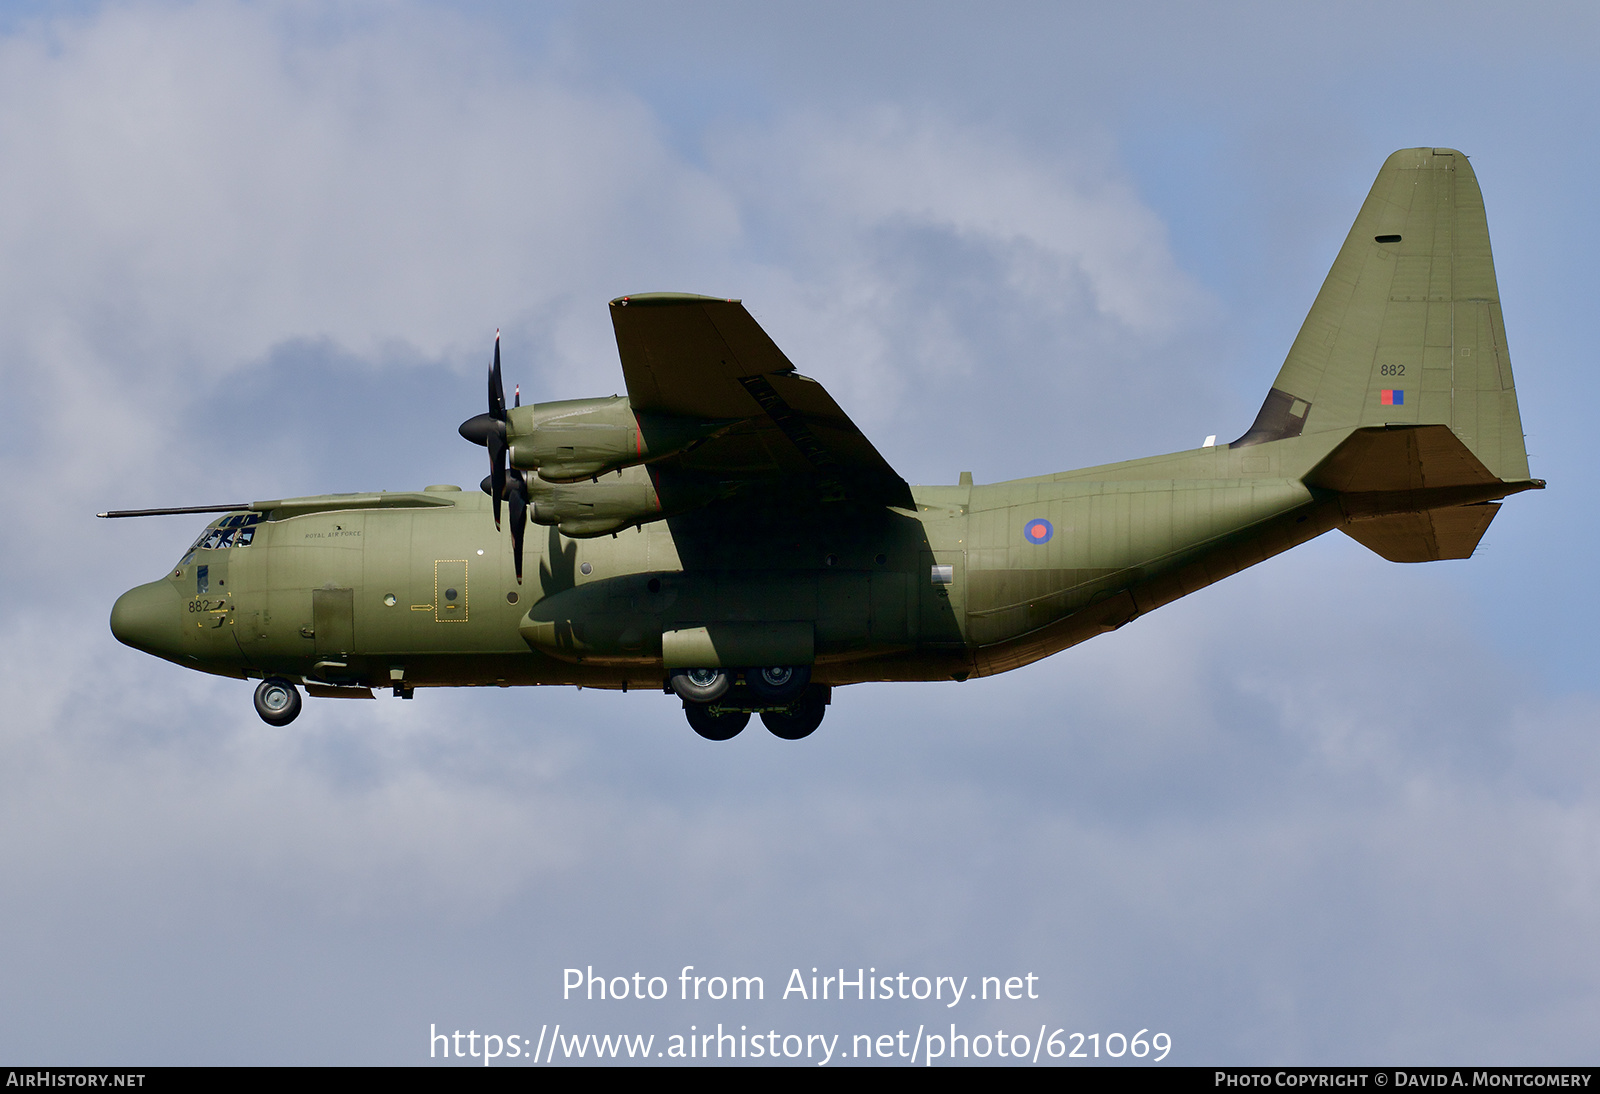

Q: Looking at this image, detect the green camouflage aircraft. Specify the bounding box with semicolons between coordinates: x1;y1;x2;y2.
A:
107;148;1541;740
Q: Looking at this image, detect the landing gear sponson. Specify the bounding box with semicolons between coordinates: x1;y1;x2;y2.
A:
670;667;828;741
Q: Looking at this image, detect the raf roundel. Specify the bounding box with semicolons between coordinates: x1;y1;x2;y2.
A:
1024;518;1053;544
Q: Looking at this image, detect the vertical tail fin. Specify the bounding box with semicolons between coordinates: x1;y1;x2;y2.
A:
1234;148;1530;484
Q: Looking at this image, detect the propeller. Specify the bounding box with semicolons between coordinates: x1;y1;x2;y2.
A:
459;331;532;583
507;468;529;581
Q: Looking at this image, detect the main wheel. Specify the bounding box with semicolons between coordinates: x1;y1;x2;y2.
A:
760;686;826;740
743;664;811;704
669;668;731;703
684;702;749;741
254;678;302;726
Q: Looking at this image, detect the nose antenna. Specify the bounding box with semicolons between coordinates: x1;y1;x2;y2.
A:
98;504;251;518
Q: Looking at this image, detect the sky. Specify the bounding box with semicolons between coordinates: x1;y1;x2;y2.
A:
0;0;1596;1066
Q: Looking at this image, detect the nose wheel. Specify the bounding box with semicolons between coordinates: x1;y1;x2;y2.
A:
254;678;302;726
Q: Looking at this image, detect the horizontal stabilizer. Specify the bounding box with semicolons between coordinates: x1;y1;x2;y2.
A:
1305;424;1540;563
1341;503;1499;562
1306;424;1496;493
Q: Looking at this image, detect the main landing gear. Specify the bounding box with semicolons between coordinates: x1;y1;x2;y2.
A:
671;667;828;741
683;703;750;741
253;677;303;726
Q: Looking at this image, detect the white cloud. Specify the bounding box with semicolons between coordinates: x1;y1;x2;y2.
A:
695;108;1214;450
0;1;738;375
759;108;1202;332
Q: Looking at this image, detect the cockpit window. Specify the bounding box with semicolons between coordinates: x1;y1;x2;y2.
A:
179;512;260;566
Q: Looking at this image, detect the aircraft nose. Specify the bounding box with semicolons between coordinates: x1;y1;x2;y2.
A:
110;580;180;655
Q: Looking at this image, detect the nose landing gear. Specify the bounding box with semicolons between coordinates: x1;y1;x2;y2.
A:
253;678;302;726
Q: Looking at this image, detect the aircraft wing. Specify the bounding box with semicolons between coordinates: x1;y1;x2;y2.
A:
609;293;914;508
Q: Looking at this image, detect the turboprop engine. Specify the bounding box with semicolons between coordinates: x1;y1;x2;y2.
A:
498;395;734;483
490;464;725;539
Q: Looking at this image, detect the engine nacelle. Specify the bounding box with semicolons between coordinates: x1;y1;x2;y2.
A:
520;466;725;538
505;396;734;483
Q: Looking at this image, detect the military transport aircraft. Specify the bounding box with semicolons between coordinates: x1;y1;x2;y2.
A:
106;148;1541;741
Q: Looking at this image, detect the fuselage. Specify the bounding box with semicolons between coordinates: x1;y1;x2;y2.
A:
110;440;1341;694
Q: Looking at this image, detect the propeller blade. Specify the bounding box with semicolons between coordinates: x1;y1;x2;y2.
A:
508;469;528;584
487;432;506;530
486;329;505;419
488;330;506;421
487;332;508;529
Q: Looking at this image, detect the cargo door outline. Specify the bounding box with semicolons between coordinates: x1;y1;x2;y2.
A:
434;560;468;622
